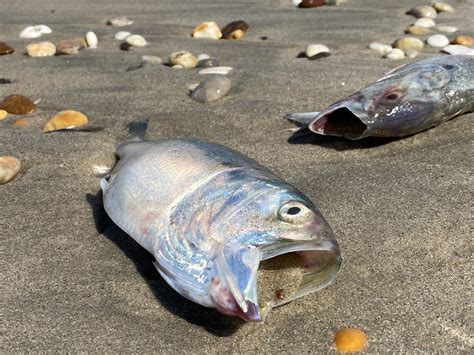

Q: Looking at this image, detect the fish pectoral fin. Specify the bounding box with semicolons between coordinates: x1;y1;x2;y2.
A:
283;112;320;127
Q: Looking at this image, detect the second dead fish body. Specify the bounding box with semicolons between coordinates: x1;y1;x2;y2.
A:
101;139;341;321
286;55;473;139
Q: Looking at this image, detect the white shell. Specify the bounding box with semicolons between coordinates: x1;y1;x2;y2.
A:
125;34;147;47
405;50;419;58
197;53;211;61
305;44;330;58
384;48;405;60
115;31;131;40
427;34;449;48
198;66;233;75
86;31;98;48
19;25;52;39
414;18;436;28
436;26;458;34
368;42;393;55
442;45;474;56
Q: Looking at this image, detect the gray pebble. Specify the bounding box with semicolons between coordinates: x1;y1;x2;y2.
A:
196;58;220;68
191;75;231;103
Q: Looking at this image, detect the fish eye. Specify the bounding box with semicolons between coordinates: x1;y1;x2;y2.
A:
383;91;402;101
278;201;313;224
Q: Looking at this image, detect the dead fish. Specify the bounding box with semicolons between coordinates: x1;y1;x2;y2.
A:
101;139;341;321
286;55;473;139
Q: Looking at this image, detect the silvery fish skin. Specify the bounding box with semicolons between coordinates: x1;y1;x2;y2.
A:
101;139;341;321
286;55;473;139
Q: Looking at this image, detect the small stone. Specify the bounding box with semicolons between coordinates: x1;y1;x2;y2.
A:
334;328;367;353
191;75;231;103
437;25;458;33
0;41;15;55
119;42;131;51
26;41;56;57
43;110;88;132
384;48;405;60
198;66;233;75
115;31;131;40
433;2;454;13
0;156;21;185
86;31;98;48
442;45;474;56
107;16;133;27
56;38;86;55
0;109;7;120
192;22;222;40
406;50;420;58
394;37;424;52
405;25;431;36
305;44;331;59
408;5;437;19
414;18;436;28
453;36;473;47
221;20;249;40
141;55;162;64
125;34;147;47
299;0;326;8
427;34;450;48
196;58;220;68
172;64;184;69
197;53;211;61
169;51;198;68
19;25;52;39
11;118;29;127
0;79;12;84
292;0;302;6
0;95;36;115
368;42;392;55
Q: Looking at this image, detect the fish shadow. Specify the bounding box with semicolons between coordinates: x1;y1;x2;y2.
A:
86;191;245;337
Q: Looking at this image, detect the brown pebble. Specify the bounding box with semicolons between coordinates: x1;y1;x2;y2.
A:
26;42;56;57
56;38;86;55
0;156;21;185
11;118;29;127
221;20;249;39
0;41;15;55
299;0;325;8
405;26;431;36
0;94;37;115
0;109;7;120
453;35;473;47
334;328;367;353
43;110;88;132
275;289;285;300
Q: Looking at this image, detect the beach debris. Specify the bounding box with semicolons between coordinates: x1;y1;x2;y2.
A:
442;45;474;56
436;25;458;33
0;94;36;115
384;48;405;60
427;34;449;48
221;20;249;40
115;31;131;40
19;25;52;39
0;42;14;55
297;0;346;8
408;5;437;19
453;36;473;47
414;18;436;28
284;55;474;139
394;37;424;52
43;110;88;132
141;55;162;64
125;34;147;47
101;138;341;321
433;2;454;13
26;41;56;57
0;156;21;185
107;16;133;27
0;109;7;120
86;31;98;48
56;38;86;55
334;328;367;352
192;21;222;39
190;75;231;103
405;25;431;36
368;42;392;55
305;44;331;59
169;51;198;68
196;58;220;68
406;49;420;58
198;66;233;75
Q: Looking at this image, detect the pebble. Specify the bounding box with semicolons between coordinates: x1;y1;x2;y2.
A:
11;118;29;127
196;58;220;68
305;44;331;59
408;5;437;19
19;25;52;39
125;34;147;47
197;53;211;61
292;0;302;5
172;64;184;69
0;156;21;185
368;42;392;55
405;25;431;36
0;94;37;115
453;35;473;47
43;110;88;132
0;41;15;55
442;45;474;56
107;17;133;27
86;31;98;48
190;75;231;103
433;2;454;13
394;37;424;52
0;109;7;120
334;328;367;353
141;55;162;64
298;0;327;8
169;51;198;68
384;48;405;60
414;18;436;28
198;66;233;75
0;79;12;84
26;41;56;57
406;50;420;58
115;31;131;40
427;34;449;48
436;25;458;33
192;22;222;40
221;20;249;40
56;38;86;55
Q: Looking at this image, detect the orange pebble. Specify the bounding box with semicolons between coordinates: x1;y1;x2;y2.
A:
334;327;367;353
12;118;28;127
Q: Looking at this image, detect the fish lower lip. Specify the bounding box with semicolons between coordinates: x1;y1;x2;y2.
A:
310;107;368;139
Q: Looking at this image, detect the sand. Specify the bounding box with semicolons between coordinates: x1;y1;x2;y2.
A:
1;0;473;352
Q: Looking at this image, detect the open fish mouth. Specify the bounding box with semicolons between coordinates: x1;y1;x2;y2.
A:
310;106;368;139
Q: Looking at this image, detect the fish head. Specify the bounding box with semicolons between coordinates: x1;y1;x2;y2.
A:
309;63;453;139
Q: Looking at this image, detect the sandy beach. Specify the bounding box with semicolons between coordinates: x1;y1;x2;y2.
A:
1;0;473;352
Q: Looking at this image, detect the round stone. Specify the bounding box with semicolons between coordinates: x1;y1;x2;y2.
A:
384;48;405;60
0;42;14;55
292;0;302;5
453;36;473;47
0;109;7;120
43;110;88;132
405;25;431;36
107;17;133;27
408;5;437;19
334;328;367;353
141;55;162;64
196;58;220;68
86;31;98;48
427;34;449;48
436;26;458;33
305;44;331;59
19;25;52;39
0;156;21;185
115;31;131;40
125;34;147;47
169;51;198;68
11;118;29;127
26;41;56;57
192;22;222;40
414;18;436;28
197;53;211;61
56;38;86;55
198;66;233;75
172;64;184;69
191;75;231;103
299;0;326;8
433;2;454;13
0;94;36;115
442;45;474;56
368;42;392;55
394;37;424;52
406;50;420;58
221;20;249;40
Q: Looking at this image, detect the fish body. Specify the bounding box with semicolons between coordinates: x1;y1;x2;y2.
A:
101;139;341;321
286;55;473;139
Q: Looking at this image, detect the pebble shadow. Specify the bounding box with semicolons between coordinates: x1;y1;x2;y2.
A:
86;191;245;337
